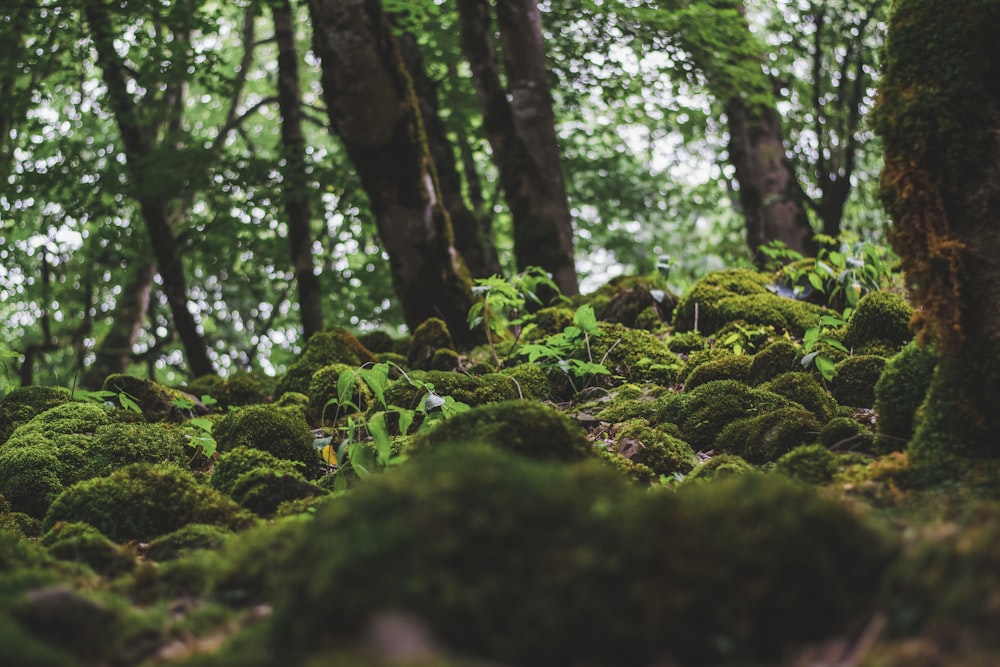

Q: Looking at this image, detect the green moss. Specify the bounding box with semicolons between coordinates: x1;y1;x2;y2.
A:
589;274;676;329
272;391;310;419
43;463;255;542
0;386;71;445
384;369;538;409
210;446;303;497
774;444;838;485
656;379;796;451
830;355;887;408
146;523;234;562
748;338;803;385
715;293;826;339
81;422;188;480
682;352;752;390
430;347;461;371
103;374;196;423
716;407;822;464
498;363;551;401
40;521;135;576
275;329;377;398
524;306;574;340
665;330;707;355
760;371;837;423
683;454;757;483
819;416;875;452
842;291;913;352
676;346;732;385
407;317;456;370
355;330;397;354
612;420;697;476
589;322;680;386
874;340;937;452
263;444;892;665
0;446;65;518
672;268;772;334
213;405;320;476
307;363;373;419
407;400;592;462
191;372;271;410
229;468;327;518
4;401;112;445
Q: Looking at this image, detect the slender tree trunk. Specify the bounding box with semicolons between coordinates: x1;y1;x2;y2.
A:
397;32;501;279
457;0;579;296
82;258;156;388
725;100;816;262
306;0;482;347
84;5;214;378
273;0;325;339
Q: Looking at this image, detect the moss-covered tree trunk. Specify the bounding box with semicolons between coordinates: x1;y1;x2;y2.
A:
273;0;325;340
876;0;1000;479
306;0;482;347
456;0;580;296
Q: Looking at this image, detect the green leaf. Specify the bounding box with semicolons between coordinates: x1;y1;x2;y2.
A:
368;411;392;466
118;392;142;414
189;417;214;433
821;337;850;354
573;304;601;336
201;394;218;407
359;363;390;409
190;435;217;458
803;327;820;350
337;369;358;408
815;355;837;381
396;408;415;437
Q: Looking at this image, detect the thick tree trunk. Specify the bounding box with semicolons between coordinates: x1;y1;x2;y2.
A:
306;0;482;347
877;0;1000;479
84;5;214;378
273;0;325;339
82;259;156;388
457;0;579;296
397;32;501;280
725;100;815;264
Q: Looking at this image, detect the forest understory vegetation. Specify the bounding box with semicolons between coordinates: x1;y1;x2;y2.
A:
3;245;1000;667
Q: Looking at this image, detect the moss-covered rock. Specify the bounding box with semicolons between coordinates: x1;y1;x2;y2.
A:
145;523;234;562
82;422;189;480
714;293;826;339
874;340;938;452
830;355;888;408
665;330;707;355
524;306;574;340
588;322;680;386
590;274;676;329
183;372;271;410
672;268;773;334
774;444;839;485
307;363;373;420
760;371;837;423
275;329;377;398
262;444;893;666
384;368;543;410
210;446;303;497
716;407;823;464
819;416;875;452
0;386;71;445
682;352;752;390
684;453;757;483
611;420;697;476
355;330;398;355
407;400;592;462
842;291;913;352
229;469;327;518
0;446;65;518
43;463;255;542
40;521;135;576
103;374;200;423
748;338;803;385
213;405;320;476
407;318;456;370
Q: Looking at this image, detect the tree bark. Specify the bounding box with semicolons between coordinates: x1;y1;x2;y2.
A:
397;32;501;280
273;0;325;339
84;4;215;378
457;0;579;296
306;0;482;347
725;99;816;263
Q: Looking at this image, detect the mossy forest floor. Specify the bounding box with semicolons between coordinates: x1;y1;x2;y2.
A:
3;265;1000;666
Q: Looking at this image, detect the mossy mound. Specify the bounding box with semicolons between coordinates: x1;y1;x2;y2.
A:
145;523;234;562
874;340;938;452
308;363;373;419
103;374;200;423
715;406;823;464
82;422;189;480
385;368;547;410
831;355;888;408
672;268;773;334
842;291;913;352
228;469;327;518
407;317;456;370
589;321;680;386
183;372;271;410
0;386;71;445
43;463;255;542
611;420;697;476
263;444;893;666
683;453;757;483
40;521;135;576
665;330;707;355
209;446;304;497
275;329;377;398
213;405;320;476
590;274;676;329
0;446;66;519
682;352;752;390
760;371;837;423
774;444;839;485
407;400;592;462
819;416;875;452
748;338;803;385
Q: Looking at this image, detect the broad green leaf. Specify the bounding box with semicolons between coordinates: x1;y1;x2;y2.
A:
573;304;601;336
822;337;850;354
359;363;390;409
119;392;142;414
815;355;837;381
189;417;214;432
368;411;392;465
337;369;358;407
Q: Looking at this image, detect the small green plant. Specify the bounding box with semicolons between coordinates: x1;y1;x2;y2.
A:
71;388;143;414
184;417;218;458
520;304;612;393
0;348;22;397
316;362;470;480
715;322;774;356
801;314;850;382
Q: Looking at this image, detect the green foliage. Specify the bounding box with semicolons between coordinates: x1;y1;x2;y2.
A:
801;313;850;381
519;304;612;394
214;404;320;476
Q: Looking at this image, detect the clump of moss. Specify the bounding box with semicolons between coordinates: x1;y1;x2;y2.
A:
612;420;697;476
0;446;65;518
524;306;574;340
43;463;255;542
587;322;680;387
774;444;839;485
842;291;913;352
430;348;461;371
683;454;757;483
262;444;892;666
819;416;875;452
40;521;135;576
874;340;937;452
672;268;773;334
682;352;752;390
184;372;271;410
355;330;399;355
275;329;377;398
103;374;199;423
213;405;320;476
714;293;827;339
407;400;592;462
665;330;707;355
210;447;303;497
146;523;234;562
676;346;734;386
229;469;327;518
760;371;837;423
590;274;676;329
748;338;803;385
82;422;189;480
384;369;540;409
498;363;551;401
830;355;888;408
407;318;456;370
0;386;71;445
308;363;373;419
716;407;823;464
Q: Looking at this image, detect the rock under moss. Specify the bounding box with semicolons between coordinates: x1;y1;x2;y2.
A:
760;371;837;423
683;454;757;484
40;521;135;576
819;416;875;452
82;422;189;480
611;419;697;476
874;340;937;452
672;268;773;335
228;468;327;518
842;291;913;352
715;406;823;464
275;329;377;398
145;523;234;562
210;446;304;497
0;386;71;445
103;374;201;423
830;355;888;408
213;405;320;476
774;444;839;485
748;338;803;385
407;318;456;370
682;352;752;390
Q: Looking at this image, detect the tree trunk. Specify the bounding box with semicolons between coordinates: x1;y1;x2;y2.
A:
877;0;1000;480
306;0;482;347
82;259;156;388
273;0;325;339
725;100;816;263
457;0;579;296
84;5;215;378
397;32;501;280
